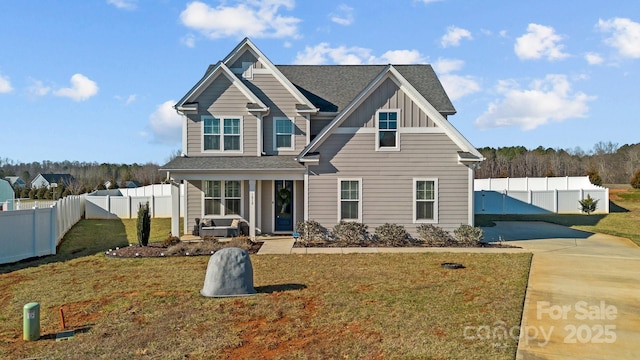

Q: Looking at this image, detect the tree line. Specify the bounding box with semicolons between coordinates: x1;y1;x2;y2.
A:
0;159;164;198
476;141;640;186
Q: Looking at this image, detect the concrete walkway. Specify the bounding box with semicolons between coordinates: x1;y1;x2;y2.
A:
486;222;640;360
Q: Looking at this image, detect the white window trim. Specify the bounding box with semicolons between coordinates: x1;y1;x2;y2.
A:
273;117;295;151
337;178;362;222
375;109;401;152
201;115;243;153
203;180;244;217
413;178;438;223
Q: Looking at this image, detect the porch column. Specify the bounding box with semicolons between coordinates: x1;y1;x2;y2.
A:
171;180;180;237
249;179;256;241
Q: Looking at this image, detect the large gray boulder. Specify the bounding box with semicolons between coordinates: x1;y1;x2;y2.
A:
201;247;256;297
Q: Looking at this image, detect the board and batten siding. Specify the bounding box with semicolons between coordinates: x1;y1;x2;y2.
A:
307;132;471;234
185;75;258;156
341;78;435;128
246;73;308;155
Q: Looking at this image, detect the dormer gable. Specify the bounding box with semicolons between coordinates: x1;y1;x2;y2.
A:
222;38;318;113
298;65;483;163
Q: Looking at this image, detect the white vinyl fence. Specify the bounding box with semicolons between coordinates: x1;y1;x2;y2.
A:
475;176;609;215
85;184;184;219
0;195;85;264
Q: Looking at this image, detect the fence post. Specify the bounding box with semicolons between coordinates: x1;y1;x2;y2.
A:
50;204;57;253
553;189;558;213
150;195;155;218
32;209;38;259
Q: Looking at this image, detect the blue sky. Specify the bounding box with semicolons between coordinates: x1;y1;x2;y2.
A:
1;0;639;164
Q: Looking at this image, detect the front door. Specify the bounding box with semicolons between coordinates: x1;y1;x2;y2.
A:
274;180;294;232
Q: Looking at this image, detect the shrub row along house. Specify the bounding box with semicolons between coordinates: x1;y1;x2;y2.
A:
161;38;483;240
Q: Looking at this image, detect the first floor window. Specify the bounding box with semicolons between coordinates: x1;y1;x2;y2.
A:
204;180;241;215
415;179;437;221
339;179;360;220
203;116;241;151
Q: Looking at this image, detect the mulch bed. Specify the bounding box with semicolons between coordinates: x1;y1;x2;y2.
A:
293;241;519;248
106;241;263;258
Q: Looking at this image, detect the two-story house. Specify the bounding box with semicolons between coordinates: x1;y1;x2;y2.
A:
161;38;483;240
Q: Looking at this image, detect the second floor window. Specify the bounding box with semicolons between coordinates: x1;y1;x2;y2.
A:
377;111;398;149
274;118;294;150
203;116;241;152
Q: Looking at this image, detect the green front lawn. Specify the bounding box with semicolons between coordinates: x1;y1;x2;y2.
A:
1;218;531;359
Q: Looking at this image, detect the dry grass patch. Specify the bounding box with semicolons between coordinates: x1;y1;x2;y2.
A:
1;251;531;359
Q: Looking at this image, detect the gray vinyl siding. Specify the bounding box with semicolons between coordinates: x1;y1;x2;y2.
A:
294;180;304;230
185;75;258;156
185;180;202;234
310;118;332;137
228;51;262;70
247;73;307;155
260;180;273;234
307;132;470;235
341;78;435;128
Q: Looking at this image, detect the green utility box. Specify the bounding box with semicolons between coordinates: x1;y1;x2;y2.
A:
23;302;40;341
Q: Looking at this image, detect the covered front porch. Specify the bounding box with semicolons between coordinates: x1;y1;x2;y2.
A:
161;156;307;241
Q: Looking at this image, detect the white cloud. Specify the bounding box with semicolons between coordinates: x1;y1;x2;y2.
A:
116;94;137;105
149;100;182;145
417;0;442;4
107;0;137;10
433;58;480;100
181;33;196;48
432;58;464;74
27;79;50;96
179;0;301;39
597;18;640;58
585;52;604;65
373;50;426;64
53;74;99;101
441;26;472;47
293;43;371;65
475;74;595;130
293;43;426;65
514;24;569;61
330;4;354;26
0;73;13;93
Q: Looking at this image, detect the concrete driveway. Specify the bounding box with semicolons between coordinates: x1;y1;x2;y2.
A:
482;222;640;360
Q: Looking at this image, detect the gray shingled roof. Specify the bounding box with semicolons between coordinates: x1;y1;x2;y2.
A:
39;173;75;184
276;65;456;115
161;156;305;171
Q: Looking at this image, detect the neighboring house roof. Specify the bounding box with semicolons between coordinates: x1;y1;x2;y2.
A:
4;176;26;187
277;65;456;115
34;173;75;185
161;156;305;172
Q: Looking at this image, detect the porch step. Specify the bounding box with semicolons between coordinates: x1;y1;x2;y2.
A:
257;238;295;254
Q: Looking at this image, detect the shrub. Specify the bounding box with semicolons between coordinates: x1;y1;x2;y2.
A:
295;220;326;243
136;202;151;246
631;168;640;189
162;236;181;247
333;221;368;245
417;224;452;246
374;223;409;246
578;194;599;215
453;224;483;247
587;167;603;186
